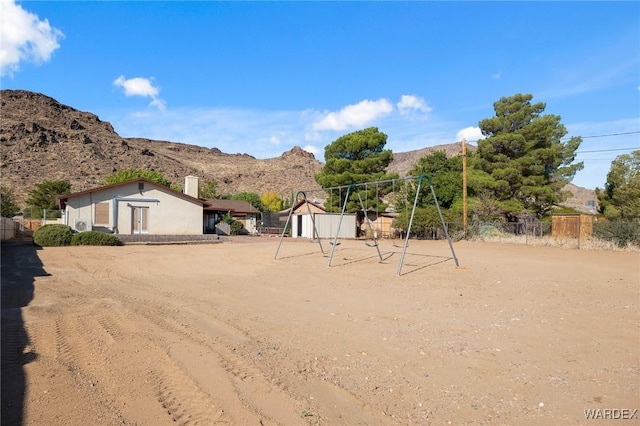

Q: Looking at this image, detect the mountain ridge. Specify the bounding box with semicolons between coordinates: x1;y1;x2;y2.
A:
1;90;323;205
1;90;595;213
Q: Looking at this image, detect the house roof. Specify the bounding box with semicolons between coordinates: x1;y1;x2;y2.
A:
56;178;205;208
282;199;327;214
203;199;260;214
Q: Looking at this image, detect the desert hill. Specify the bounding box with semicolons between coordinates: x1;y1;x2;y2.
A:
387;141;476;177
1;90;323;205
1;90;594;213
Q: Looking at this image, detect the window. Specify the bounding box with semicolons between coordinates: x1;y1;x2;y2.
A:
95;202;110;225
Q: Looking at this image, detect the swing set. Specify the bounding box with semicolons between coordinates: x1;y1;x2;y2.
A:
274;174;459;275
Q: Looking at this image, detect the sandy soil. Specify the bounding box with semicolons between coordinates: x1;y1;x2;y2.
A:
2;237;638;425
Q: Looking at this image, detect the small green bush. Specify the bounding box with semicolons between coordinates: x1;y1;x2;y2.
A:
33;224;74;247
230;220;245;235
71;231;121;246
222;213;246;235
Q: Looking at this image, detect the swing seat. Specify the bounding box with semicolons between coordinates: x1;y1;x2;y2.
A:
364;242;377;247
329;241;341;246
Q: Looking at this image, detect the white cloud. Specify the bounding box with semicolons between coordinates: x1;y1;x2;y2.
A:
105;98;467;163
303;145;321;156
113;75;165;110
269;135;281;145
113;76;159;97
0;0;64;77
312;98;393;131
492;71;502;80
397;94;431;115
456;126;485;142
149;97;167;111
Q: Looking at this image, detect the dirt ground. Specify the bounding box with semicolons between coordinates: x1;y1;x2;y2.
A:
1;237;638;425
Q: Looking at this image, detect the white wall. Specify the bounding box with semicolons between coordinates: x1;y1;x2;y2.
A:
315;213;357;239
292;213;356;239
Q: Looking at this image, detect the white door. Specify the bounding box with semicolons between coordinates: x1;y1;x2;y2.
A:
131;206;148;234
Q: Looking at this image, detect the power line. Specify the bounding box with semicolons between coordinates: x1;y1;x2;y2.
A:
577;147;638;154
579;158;629;162
579;131;640;139
466;130;640;145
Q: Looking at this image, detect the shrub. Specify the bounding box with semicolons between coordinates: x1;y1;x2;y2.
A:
593;221;640;248
230;220;245;235
71;231;121;246
223;213;246;235
33;224;74;247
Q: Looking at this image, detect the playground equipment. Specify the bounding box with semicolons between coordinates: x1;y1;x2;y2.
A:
275;174;459;275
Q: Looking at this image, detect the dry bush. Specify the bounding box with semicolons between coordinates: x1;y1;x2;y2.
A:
469;233;639;252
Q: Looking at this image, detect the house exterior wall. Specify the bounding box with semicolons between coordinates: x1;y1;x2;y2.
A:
237;215;259;234
64;181;202;235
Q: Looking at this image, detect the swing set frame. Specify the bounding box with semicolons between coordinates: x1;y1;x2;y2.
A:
274;174;459;275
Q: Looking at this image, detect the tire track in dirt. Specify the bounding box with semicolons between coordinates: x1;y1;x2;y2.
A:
1;317;31;370
97;264;317;424
150;366;227;425
110;268;382;424
44;316;131;425
53;314;113;387
80;262;295;423
33;248;387;424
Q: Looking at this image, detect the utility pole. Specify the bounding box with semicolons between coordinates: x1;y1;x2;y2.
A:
462;139;468;238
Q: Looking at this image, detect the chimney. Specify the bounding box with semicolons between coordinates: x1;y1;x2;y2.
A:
184;175;199;198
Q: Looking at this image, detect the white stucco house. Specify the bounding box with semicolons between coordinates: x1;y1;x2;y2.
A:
57;176;205;235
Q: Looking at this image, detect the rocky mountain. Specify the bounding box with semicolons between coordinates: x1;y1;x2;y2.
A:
1;90;323;205
1;90;594;213
387;141;475;177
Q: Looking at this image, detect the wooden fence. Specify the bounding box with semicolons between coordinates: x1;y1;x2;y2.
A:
551;214;593;239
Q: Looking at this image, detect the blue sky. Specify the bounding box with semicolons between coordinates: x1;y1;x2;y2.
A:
1;1;638;190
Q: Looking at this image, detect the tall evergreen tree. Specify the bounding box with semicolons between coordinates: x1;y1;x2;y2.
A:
596;150;640;220
406;150;464;210
472;93;583;218
391;151;464;235
25;180;72;218
1;185;20;217
315;127;398;213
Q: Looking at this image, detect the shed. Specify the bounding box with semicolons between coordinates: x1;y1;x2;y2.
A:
551;213;594;239
365;211;398;238
287;199;356;239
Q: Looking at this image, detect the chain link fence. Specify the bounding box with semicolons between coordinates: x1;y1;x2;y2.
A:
400;219;639;250
3;210;636;250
